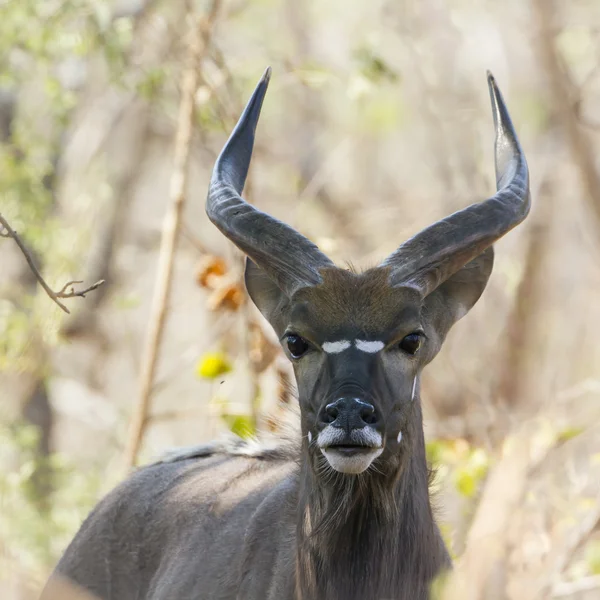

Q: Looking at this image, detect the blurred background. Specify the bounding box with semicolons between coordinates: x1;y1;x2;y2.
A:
1;0;600;598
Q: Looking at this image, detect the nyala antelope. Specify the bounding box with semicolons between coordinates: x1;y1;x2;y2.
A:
43;69;530;600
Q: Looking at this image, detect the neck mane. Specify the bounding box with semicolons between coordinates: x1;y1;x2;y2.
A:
295;401;450;600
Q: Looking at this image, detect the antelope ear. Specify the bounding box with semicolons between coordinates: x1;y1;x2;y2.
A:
423;247;494;338
244;258;289;332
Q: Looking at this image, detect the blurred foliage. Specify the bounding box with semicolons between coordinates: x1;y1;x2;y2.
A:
294;62;335;89
136;66;168;101
427;438;490;499
0;0;130;583
0;300;35;372
209;396;257;440
452;449;490;499
586;540;600;575
0;421;100;575
196;351;233;379
0;0;131;235
353;44;399;84
1;0;599;595
197;351;258;439
222;414;256;439
556;425;585;444
0;0;132;375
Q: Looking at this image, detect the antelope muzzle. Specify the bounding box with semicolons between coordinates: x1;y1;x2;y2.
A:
317;396;383;474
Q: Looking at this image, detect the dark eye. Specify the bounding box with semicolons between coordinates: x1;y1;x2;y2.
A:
286;334;310;359
399;333;423;355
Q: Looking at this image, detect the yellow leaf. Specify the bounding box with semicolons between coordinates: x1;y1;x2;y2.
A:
222;414;255;439
196;352;232;379
585;540;600;575
556;426;584;444
454;467;477;498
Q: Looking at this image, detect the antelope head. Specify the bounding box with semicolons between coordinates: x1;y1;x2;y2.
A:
206;68;529;477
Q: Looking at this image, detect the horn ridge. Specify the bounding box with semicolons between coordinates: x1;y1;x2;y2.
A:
381;71;530;295
206;68;334;295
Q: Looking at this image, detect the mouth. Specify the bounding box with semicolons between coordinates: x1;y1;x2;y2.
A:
317;425;384;474
323;444;381;456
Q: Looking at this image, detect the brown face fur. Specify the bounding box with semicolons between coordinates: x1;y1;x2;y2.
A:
288;269;425;447
289;268;422;344
246;251;492;475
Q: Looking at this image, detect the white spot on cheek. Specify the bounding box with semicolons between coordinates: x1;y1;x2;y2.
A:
397;431;402;444
307;431;312;443
355;340;384;353
411;377;417;401
322;340;351;354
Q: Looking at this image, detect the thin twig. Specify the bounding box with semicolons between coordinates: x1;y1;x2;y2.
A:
121;0;223;473
181;223;209;254
538;494;600;599
0;213;104;314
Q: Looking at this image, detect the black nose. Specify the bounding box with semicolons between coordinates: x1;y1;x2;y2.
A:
321;397;377;431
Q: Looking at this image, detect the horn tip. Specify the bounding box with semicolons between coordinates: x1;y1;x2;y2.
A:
486;70;498;91
262;66;272;83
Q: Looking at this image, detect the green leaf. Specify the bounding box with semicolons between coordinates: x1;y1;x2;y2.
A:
586;540;600;575
222;414;255;440
454;466;477;498
556;426;584;444
353;46;399;84
452;448;489;498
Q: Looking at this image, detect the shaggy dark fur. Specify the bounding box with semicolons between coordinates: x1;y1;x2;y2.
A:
43;399;450;600
296;401;450;600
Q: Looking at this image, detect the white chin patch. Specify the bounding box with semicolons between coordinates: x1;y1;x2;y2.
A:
321;447;384;474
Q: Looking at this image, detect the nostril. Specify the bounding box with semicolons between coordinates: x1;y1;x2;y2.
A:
359;403;377;425
324;402;339;423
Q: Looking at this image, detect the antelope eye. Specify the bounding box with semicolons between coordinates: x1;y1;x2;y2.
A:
286;334;310;359
399;333;423;356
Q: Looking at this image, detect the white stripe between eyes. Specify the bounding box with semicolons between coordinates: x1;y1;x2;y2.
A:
355;340;384;353
411;377;417;401
322;340;352;354
322;339;386;354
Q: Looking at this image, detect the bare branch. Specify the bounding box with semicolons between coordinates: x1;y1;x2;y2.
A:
553;575;600;598
121;0;223;473
56;279;105;298
181;223;209;255
0;213;104;314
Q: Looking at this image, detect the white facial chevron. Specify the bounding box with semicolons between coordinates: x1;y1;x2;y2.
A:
322;339;385;354
322;340;352;354
355;340;384;353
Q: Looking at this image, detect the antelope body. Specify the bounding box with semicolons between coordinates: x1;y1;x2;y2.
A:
43;69;530;600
